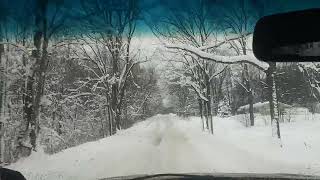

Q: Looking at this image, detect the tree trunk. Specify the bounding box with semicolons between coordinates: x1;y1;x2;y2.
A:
107;105;113;136
203;100;209;131
242;43;255;126
267;62;281;139
248;90;254;126
123;92;128;129
18;0;49;157
244;63;254;126
110;44;120;134
115;108;121;131
0;30;6;164
32;37;49;149
106;91;113;136
99;104;106;138
0;124;4;165
17;72;34;158
205;75;213;134
198;98;205;131
111;83;118;135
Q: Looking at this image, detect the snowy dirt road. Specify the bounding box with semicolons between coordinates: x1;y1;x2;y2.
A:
9;114;320;180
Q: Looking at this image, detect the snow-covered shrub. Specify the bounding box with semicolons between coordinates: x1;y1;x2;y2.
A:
38;127;67;154
218;99;231;117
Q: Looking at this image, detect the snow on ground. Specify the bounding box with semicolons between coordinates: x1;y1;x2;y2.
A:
9;114;320;180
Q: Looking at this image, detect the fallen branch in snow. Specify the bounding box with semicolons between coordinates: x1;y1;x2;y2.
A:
165;44;269;71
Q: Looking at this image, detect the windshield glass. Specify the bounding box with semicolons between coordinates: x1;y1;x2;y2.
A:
1;0;320;179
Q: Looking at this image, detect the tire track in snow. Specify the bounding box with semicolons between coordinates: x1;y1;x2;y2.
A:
147;116;213;173
146;115;306;175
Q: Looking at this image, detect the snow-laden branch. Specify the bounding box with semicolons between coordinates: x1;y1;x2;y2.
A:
198;32;252;51
231;75;250;93
171;71;208;102
209;65;228;81
166;44;269;71
66;92;97;99
298;63;320;101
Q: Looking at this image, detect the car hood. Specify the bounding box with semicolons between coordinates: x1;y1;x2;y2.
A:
100;173;320;180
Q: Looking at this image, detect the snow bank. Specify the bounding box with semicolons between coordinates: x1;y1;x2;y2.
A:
9;114;320;180
236;101;292;115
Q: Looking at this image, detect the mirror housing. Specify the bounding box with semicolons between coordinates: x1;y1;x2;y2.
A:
253;9;320;62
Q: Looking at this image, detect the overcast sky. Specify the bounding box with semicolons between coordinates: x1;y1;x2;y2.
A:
2;0;320;60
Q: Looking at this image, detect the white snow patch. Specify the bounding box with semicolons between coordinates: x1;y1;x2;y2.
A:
9;114;320;180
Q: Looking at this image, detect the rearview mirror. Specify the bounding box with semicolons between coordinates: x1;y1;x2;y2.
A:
253;9;320;62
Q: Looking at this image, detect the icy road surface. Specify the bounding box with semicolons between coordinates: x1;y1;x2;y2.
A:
9;114;320;180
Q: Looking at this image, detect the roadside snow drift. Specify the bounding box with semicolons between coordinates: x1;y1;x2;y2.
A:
9;114;320;180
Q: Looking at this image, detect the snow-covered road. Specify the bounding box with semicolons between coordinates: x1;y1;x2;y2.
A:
9;114;320;180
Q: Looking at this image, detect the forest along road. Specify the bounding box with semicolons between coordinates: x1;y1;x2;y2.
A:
10;114;308;180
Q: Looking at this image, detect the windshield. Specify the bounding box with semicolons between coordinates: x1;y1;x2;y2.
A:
1;0;320;180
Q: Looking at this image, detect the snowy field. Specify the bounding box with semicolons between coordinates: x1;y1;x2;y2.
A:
9;114;320;180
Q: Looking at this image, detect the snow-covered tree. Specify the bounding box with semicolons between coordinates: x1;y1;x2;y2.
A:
68;0;145;135
150;0;237;134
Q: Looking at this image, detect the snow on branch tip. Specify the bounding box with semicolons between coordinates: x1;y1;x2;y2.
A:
165;44;269;71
